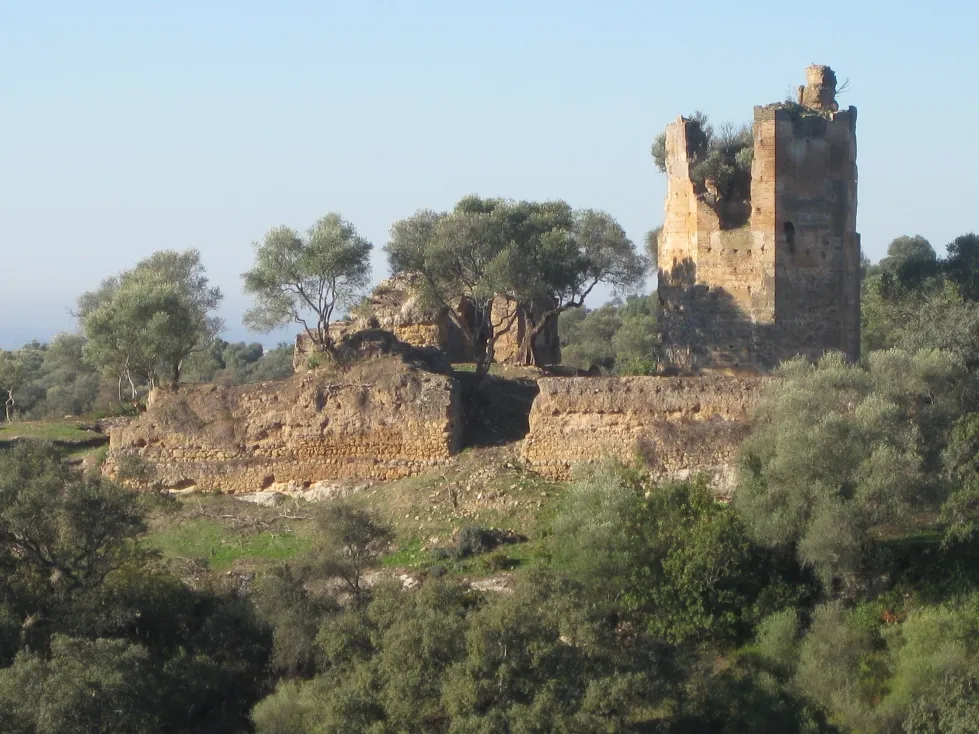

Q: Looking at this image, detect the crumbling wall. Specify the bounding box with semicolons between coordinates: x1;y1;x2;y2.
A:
658;118;776;371
657;65;859;371
521;375;768;494
489;296;561;365
106;357;462;492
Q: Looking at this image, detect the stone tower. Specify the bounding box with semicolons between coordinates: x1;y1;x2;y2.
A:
657;65;860;371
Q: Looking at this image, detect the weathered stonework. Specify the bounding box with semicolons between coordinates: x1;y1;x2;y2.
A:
520;375;768;494
106;357;462;493
489;296;562;365
659;65;860;371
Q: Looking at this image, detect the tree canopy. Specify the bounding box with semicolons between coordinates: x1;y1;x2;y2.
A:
77;250;222;390
386;196;647;371
242;214;372;352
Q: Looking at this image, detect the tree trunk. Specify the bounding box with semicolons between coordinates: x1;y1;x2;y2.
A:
511;308;551;367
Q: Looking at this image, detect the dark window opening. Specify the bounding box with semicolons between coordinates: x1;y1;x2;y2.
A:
784;221;796;250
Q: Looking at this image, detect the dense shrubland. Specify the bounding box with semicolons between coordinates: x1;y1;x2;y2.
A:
559;293;659;374
6;222;979;730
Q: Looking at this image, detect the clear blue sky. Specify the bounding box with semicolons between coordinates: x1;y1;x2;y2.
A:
2;0;976;348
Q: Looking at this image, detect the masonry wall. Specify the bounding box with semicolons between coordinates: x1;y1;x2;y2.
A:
658;72;860;371
764;106;861;363
106;358;462;492
658;119;777;370
521;375;768;494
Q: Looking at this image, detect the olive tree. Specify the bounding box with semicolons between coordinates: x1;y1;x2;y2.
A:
737;349;974;589
78;250;222;390
386;196;646;373
242;214;371;353
0;350;24;422
487;205;648;365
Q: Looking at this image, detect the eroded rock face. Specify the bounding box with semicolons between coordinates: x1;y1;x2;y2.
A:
520;375;768;495
294;272;471;369
106;356;462;492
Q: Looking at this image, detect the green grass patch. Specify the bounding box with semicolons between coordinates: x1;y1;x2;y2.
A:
145;518;313;571
381;539;430;568
0;420;103;444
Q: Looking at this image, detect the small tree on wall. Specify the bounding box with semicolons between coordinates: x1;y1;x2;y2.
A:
487;206;648;365
242;214;372;354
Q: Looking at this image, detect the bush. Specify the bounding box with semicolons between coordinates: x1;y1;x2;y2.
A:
551;462;806;644
737;349;974;590
455;525;497;558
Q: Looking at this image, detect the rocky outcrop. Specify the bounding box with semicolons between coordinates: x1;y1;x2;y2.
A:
520;375;768;494
106;356;462;492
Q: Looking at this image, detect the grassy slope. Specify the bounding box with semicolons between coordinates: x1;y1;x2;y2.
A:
142;446;566;579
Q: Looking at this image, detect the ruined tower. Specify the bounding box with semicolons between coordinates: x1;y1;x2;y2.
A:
657;65;860;371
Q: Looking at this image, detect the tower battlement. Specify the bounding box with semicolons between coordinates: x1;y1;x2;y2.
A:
658;66;860;372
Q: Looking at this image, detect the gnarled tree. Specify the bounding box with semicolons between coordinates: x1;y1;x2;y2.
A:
386;196;646;374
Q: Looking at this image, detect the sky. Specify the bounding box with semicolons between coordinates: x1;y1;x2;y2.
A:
2;0;977;348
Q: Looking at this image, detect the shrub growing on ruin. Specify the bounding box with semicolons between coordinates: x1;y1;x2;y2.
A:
651;114;753;226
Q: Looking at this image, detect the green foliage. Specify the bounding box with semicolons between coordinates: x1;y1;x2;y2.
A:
242;213;372;350
738;349;974;589
252;564;338;676
0;336;104;420
651;114;753;219
794;602;877;729
78;249;223;389
181;339;294;385
387;196;647;370
940;413;979;545
0;440;146;650
944;232;979;303
0;635;160;734
863;232;979;365
559;293;658;372
307;503;394;604
551;463;804;644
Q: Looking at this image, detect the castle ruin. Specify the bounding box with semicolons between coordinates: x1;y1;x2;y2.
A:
658;65;860;371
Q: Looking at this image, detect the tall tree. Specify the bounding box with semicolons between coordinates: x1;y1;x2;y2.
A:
78;250;222;391
242;214;372;353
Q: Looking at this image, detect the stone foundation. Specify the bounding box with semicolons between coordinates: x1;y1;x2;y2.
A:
106;357;461;492
520;375;768;494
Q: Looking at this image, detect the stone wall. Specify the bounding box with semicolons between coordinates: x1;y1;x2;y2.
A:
106;357;462;493
658;65;859;371
489;296;561;365
521;375;768;494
